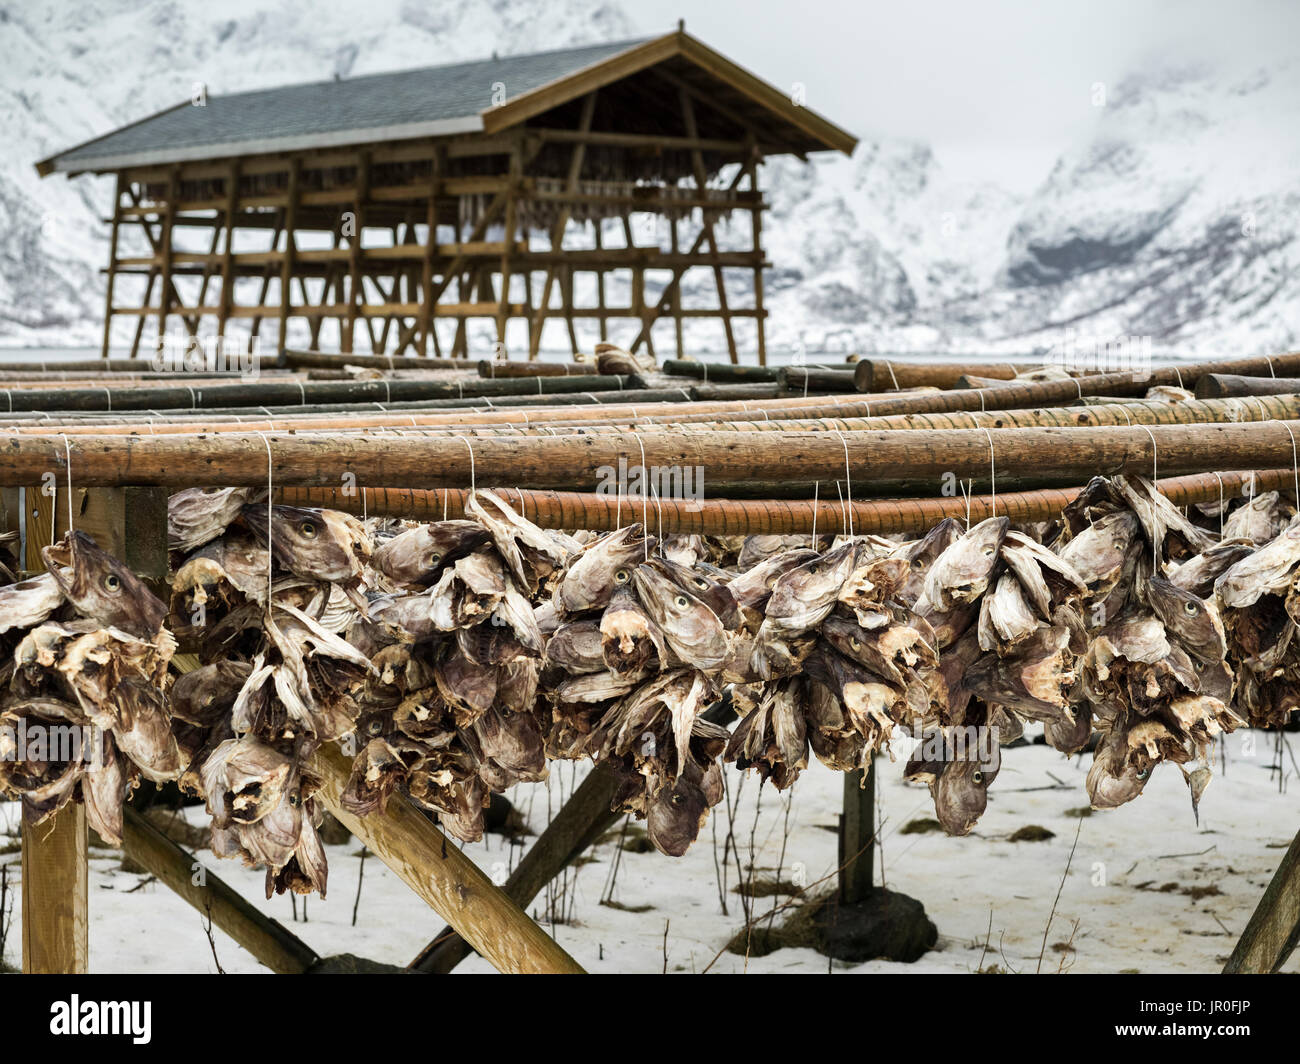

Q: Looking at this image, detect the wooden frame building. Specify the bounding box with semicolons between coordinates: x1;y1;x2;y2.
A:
38;29;855;364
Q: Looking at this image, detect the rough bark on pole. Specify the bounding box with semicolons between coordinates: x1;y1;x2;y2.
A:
1222;828;1300;974
122;808;320;974
475;359;592;377
307;744;584;974
855;359;1020;391
277;468;1291;537
839;763;875;905
282;348;465;371
9;422;1300;491
0;374;643;412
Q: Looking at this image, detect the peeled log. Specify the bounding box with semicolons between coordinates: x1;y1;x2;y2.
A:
853;359;1021;391
1194;374;1300;399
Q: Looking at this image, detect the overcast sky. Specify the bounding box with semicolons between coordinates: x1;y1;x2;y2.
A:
629;0;1300;191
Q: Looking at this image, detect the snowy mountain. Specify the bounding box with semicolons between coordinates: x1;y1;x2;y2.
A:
3;0;1297;359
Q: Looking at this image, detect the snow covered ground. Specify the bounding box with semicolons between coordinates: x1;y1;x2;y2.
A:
2;726;1297;974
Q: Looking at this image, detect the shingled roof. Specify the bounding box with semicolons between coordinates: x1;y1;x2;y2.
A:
38;31;856;175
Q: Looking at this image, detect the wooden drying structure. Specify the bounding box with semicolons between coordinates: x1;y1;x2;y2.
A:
37;28;857;364
5;355;1300;976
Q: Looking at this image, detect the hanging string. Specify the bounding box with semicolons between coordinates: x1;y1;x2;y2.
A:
1137;424;1160;568
1211;471;1226;537
885;360;900;390
1265;355;1275;378
457;436;476;495
810;480;819;541
61;435;74;539
833;430;854;536
834;479;846;537
981;428;996;518
1171;365;1184;390
1275;420;1300;505
635;435;649;559
254;432;275;606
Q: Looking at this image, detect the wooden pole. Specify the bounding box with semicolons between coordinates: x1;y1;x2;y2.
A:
1223;827;1300;974
276;158;301;355
1196;373;1300;398
7;422;1300;491
307;744;584;974
19;486;87;973
276;468;1292;537
856;359;1020;391
100;173;124;360
0;374;639;412
839;764;874;904
122;807;320;974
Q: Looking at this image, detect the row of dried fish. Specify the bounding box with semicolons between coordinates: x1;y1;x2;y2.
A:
1;476;1295;896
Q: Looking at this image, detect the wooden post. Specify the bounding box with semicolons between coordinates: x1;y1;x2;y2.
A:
156;166;180;354
100;173;124;360
679;90;737;363
670;216;684;357
308;743;584;974
839;761;875;904
419;145;443;357
497;147;520;350
277;158;301;354
344;151;370;354
217;161;240;349
1224;828;1300;973
528;92;596;359
19;486;86;972
748;154;767;367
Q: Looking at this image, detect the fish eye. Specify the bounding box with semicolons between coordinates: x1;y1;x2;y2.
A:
849;636;861;650
288;792;301;807
102;572;121;592
670;792;685;805
299;520;317;538
367;720;382;735
1183;601;1198;615
1135;769;1149;781
674;594;689;608
426;552;442;567
972;770;984;784
614;568;630;584
693;577;709;589
982;546;995;557
202;693;215;708
809;564;820;574
912;558;924;569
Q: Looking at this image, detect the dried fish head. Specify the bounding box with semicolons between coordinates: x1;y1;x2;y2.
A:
600;584;668;677
556;523;650;614
921;517;1008;612
1145;576;1227;663
168;487;252;552
632;563;730;672
370;520;489;585
43;531;168;639
240;504;371;582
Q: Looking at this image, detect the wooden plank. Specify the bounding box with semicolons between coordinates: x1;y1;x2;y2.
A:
1224;828;1300;973
308;743;584;974
121;807;320;974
